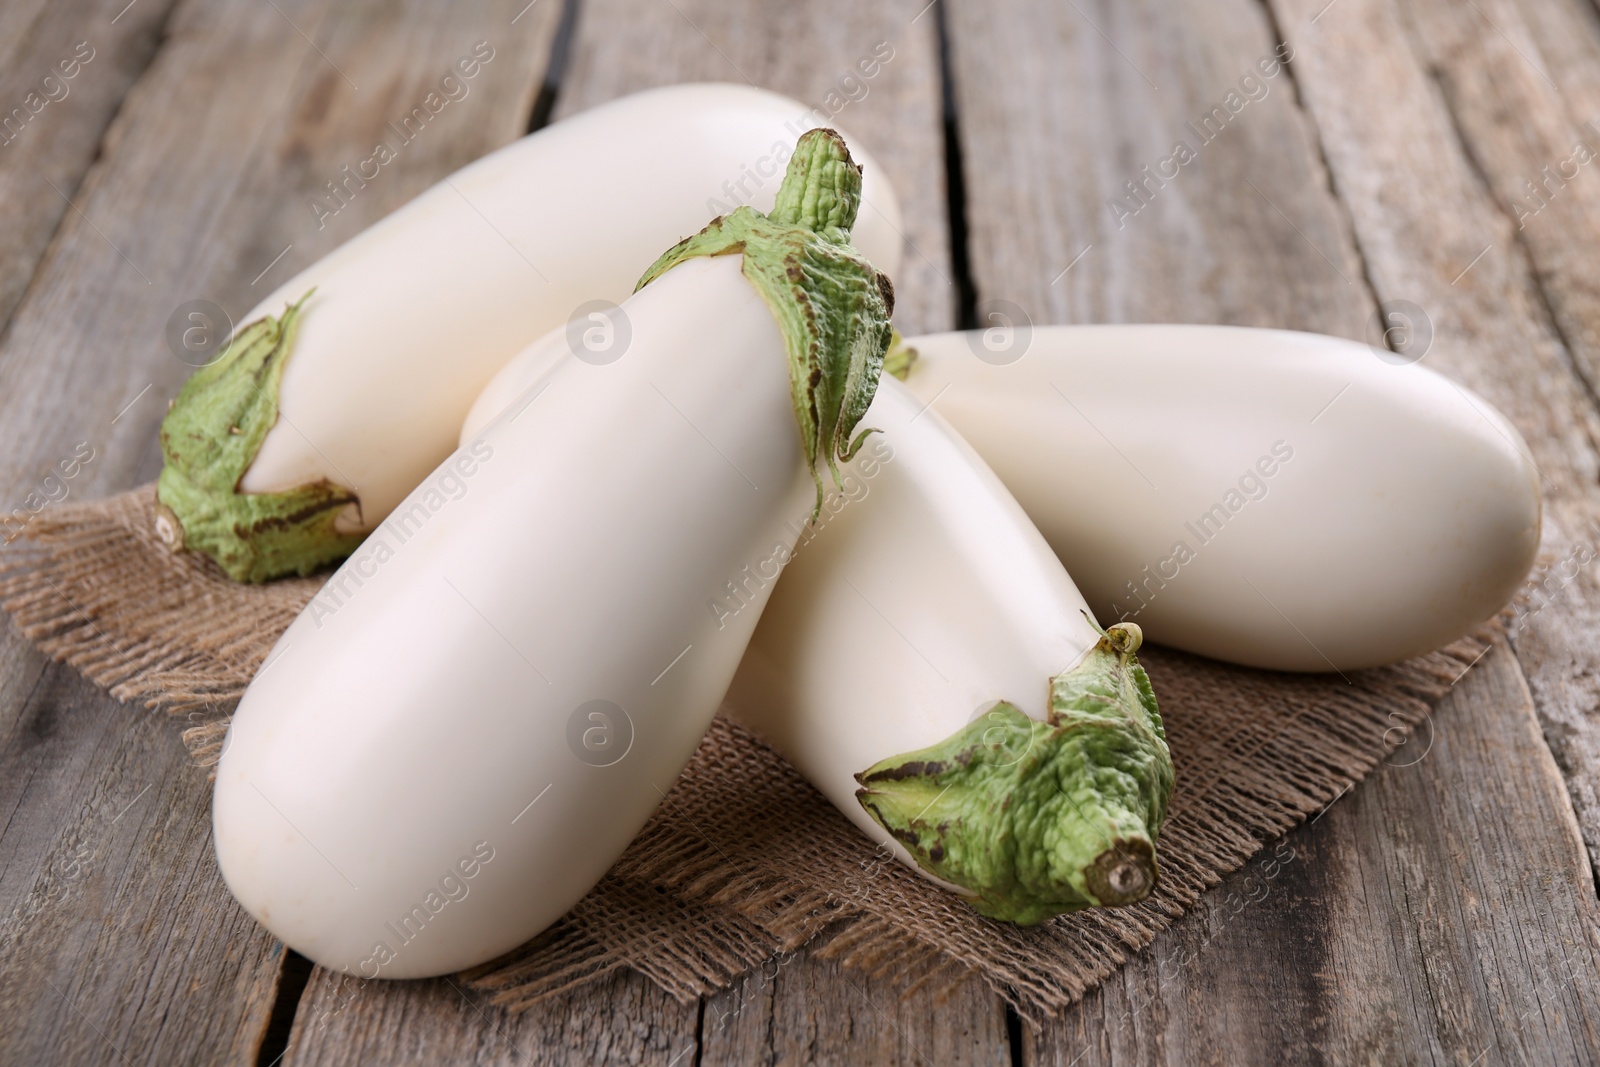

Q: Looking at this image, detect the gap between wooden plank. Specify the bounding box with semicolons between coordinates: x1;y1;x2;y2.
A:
525;0;582;134
934;0;979;330
1250;0;1392;330
257;951;315;1067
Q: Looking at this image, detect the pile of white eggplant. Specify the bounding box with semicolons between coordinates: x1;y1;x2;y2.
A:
166;86;1540;980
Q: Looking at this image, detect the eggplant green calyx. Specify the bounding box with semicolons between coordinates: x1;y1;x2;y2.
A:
156;292;365;583
636;128;893;516
855;621;1174;925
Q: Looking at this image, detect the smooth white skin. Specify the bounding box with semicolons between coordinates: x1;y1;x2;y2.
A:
898;325;1542;671
213;256;816;978
460;324;575;444
238;83;903;532
721;376;1103;882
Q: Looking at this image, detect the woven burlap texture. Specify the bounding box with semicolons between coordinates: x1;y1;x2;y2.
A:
0;484;1497;1024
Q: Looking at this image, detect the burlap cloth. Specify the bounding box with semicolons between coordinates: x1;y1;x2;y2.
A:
0;485;1501;1024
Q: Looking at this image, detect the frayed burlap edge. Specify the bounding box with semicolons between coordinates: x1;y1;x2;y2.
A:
0;485;1511;1026
0;486;316;725
462;630;1501;1026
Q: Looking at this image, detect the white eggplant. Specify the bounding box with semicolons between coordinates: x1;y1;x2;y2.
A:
894;326;1541;671
723;377;1172;922
211;131;891;977
158;83;903;582
463;323;1539;673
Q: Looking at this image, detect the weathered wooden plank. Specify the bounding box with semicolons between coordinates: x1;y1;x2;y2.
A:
945;0;1600;1061
946;0;1372;339
0;0;140;779
699;950;1011;1067
280;967;698;1067
1265;0;1600;883
282;934;1010;1067
554;0;954;337
0;664;285;1066
0;0;562;1063
1026;649;1600;1065
0;0;180;338
1348;0;1600;903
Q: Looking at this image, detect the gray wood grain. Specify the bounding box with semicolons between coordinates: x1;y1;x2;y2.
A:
1369;0;1600;908
284;946;1009;1067
1026;649;1600;1065
0;664;285;1066
0;0;561;1063
946;0;1372;339
945;0;1600;1061
1266;0;1600;882
0;0;180;338
698;951;1010;1067
281;968;698;1067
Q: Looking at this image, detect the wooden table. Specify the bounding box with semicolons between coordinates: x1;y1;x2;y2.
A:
3;0;1599;1062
